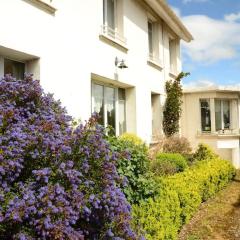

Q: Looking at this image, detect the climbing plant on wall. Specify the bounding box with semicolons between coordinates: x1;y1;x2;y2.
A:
163;72;190;137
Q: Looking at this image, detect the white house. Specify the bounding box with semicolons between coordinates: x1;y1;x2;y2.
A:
181;87;240;168
0;0;192;144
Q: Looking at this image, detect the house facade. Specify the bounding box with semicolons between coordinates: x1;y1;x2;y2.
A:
181;87;240;168
0;0;192;144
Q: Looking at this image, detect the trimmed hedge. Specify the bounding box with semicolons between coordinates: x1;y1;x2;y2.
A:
151;153;188;175
132;158;235;240
109;135;157;204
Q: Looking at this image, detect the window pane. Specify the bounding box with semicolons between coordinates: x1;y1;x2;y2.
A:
92;84;104;125
105;87;115;130
118;88;126;135
4;59;25;80
200;99;211;132
215;99;222;131
107;0;115;29
223;100;230;129
148;21;153;54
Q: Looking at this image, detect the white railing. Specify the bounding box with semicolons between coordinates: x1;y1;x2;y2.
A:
198;128;240;136
100;25;127;46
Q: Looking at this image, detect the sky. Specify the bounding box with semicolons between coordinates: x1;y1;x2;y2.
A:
167;0;240;88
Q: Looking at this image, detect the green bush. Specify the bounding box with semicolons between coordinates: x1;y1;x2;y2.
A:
149;137;192;160
193;143;217;162
119;132;144;145
108;136;157;204
132;158;235;239
151;153;188;175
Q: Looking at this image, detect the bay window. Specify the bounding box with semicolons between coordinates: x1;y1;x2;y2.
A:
200;99;211;132
215;99;230;130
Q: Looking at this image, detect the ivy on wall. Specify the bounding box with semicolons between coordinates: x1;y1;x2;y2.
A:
163;72;190;137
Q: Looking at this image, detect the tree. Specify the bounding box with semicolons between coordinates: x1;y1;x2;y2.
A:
163;72;190;137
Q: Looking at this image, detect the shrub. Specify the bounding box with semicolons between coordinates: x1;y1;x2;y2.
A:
132;158;235;240
149;136;192;160
0;75;136;239
151;153;188;176
193;143;217;161
108;136;157;204
119;133;144;145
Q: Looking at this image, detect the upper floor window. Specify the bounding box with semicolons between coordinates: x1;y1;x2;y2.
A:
147;19;161;65
200;99;211;132
102;0;125;45
103;0;115;30
4;58;25;80
169;38;177;74
215;99;230;131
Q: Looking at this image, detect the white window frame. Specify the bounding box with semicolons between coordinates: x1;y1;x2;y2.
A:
91;82;120;135
215;99;231;130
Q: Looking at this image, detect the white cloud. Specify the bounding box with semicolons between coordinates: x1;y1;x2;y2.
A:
183;79;240;91
182;0;209;4
171;6;181;17
183;79;217;89
182;15;240;64
224;12;240;22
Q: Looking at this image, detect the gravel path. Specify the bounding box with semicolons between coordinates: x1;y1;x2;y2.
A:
179;171;240;240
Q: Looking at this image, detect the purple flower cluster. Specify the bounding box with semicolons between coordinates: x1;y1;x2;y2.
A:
0;75;136;239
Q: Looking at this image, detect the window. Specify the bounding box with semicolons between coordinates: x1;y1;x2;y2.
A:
92;83;126;135
118;88;126;135
103;0;115;30
102;0;125;45
4;58;25;80
215;99;230;131
200;99;211;132
169;38;177;73
147;19;161;64
148;21;153;56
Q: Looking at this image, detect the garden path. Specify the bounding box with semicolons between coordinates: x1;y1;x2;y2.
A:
179;171;240;240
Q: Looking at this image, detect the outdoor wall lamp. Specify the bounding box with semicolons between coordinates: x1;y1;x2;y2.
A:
115;57;128;69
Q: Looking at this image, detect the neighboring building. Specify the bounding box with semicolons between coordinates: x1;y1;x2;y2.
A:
0;0;192;144
181;87;240;168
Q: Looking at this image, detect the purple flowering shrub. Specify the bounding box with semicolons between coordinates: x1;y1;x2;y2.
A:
0;75;136;239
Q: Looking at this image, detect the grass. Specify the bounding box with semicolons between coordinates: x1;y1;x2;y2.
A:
179;170;240;240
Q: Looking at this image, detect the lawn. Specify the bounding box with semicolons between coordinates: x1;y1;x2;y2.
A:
179;170;240;240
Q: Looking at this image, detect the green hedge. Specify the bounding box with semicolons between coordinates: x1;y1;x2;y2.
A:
151;153;188;176
132;158;235;240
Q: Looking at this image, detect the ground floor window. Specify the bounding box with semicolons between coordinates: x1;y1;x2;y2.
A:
4;58;25;79
215;99;230;131
200;99;211;132
91;82;126;135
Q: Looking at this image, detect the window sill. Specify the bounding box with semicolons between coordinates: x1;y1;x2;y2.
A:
99;26;128;53
147;59;163;71
23;0;56;14
99;34;128;53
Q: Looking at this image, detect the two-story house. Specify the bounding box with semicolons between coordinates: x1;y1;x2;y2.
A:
0;0;192;144
181;87;240;168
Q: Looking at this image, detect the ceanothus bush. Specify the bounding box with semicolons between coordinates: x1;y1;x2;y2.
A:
0;75;136;239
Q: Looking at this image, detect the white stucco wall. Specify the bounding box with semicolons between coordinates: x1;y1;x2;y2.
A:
181;90;240;168
0;0;185;144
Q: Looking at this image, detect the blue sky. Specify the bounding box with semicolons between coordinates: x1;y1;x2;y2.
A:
167;0;240;87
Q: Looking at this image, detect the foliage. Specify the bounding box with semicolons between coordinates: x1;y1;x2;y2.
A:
108;136;157;204
119;133;144;145
151;153;188;176
0;75;136;239
132;158;235;240
193;143;217;162
163;72;190;137
149;136;192;160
